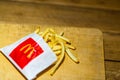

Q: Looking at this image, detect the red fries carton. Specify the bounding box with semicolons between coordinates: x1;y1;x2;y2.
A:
0;33;57;80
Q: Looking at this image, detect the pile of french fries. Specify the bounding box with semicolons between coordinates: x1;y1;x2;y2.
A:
35;28;79;75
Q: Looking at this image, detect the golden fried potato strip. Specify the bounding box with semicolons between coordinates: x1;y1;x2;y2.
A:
35;28;79;75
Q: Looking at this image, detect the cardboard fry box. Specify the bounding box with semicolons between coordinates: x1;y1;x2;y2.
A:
0;33;57;80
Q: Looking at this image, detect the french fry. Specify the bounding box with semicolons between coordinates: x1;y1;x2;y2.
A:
48;42;53;48
52;45;62;51
54;50;61;56
55;34;71;43
65;47;79;63
38;32;43;35
41;28;49;37
44;33;52;42
50;42;65;75
34;28;40;34
59;32;64;36
49;28;55;34
48;34;55;42
34;28;79;75
65;44;76;50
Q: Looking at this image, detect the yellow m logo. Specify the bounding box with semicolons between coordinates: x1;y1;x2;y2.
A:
20;44;35;58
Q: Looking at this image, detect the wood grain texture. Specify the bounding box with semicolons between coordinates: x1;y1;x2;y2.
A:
4;0;120;10
0;24;105;80
0;1;120;32
0;1;119;80
0;1;119;60
105;61;120;80
104;32;120;61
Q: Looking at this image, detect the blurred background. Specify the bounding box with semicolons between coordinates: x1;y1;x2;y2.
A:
0;0;120;80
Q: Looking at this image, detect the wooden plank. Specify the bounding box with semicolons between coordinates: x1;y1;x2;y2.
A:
4;0;120;11
105;61;120;80
0;1;119;80
0;1;120;31
0;24;105;80
104;32;120;61
0;1;120;60
0;1;120;61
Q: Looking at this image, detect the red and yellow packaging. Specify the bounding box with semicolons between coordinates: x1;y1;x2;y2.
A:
0;33;57;80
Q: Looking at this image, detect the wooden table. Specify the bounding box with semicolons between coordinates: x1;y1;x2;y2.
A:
0;24;105;80
0;0;120;80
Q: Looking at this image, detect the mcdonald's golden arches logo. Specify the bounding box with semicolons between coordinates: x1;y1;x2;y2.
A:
20;44;35;58
9;38;44;69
